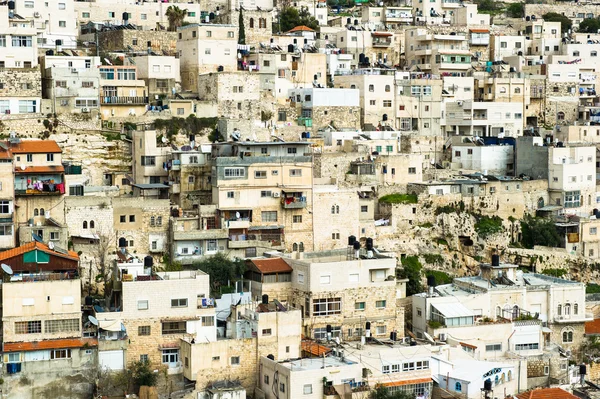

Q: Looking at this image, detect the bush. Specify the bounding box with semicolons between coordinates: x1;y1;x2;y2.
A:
423;254;443;266
425;269;452;285
379;193;418;204
520;214;561;249
130;360;158;388
398;256;423;296
587;284;600;294
506;2;524;17
541;268;567;278
428;320;444;329
543;12;573;33
474;215;503;239
579;18;600;33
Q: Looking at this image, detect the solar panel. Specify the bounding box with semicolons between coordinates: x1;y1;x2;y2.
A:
53;246;69;255
31;233;43;243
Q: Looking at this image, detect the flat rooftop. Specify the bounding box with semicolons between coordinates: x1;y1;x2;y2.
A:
278;356;356;371
454;272;580;291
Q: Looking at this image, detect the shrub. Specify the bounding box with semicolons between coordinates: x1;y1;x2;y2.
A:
379;193;418;204
474;215;503;239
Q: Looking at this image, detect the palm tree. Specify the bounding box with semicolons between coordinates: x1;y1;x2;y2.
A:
166;5;187;32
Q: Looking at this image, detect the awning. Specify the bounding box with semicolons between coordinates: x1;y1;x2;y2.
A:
131;183;169;189
432;302;474;318
248;225;284;231
372;32;393;37
99;319;125;332
542;327;553;333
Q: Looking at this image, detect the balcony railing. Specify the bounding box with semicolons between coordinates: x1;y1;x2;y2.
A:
282;197;307;209
100;96;148;105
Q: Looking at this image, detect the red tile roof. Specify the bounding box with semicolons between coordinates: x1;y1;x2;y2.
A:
516;388;578;399
4;338;97;352
0;241;79;262
301;340;331;356
10;140;62;154
287;25;315;33
470;28;490;33
382;378;432;387
14;165;65;174
586;318;600;335
250;258;292;274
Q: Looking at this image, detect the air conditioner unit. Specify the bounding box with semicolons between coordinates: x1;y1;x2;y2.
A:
33;12;40;17
81;107;90;113
457;101;463;106
272;192;280;198
403;337;411;344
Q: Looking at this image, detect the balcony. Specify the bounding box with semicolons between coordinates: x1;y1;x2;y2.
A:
282;195;307;209
225;219;251;229
372;35;393;47
15;178;64;196
173;228;228;241
228;233;284;249
100;96;148;105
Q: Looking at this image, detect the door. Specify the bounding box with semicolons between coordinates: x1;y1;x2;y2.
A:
99;350;124;370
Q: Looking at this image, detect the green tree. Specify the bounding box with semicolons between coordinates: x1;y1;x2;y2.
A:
397;256;423;296
506;2;524;18
166;5;188;31
192;253;246;297
370;385;415;399
579;18;600;33
543;12;573;33
238;8;246;45
130;360;158;388
520;214;561;249
278;6;318;32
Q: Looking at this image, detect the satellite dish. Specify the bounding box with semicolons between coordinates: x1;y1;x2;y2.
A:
88;315;98;326
161;136;167;143
1;263;13;275
48;241;55;250
236;211;241;219
20;164;25;170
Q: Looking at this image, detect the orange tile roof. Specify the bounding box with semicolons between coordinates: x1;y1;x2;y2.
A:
301;340;331;356
470;28;490;33
586;318;600;335
382;378;432;387
10;140;62;154
0;241;79;262
14;165;65;174
251;258;293;274
4;338;97;352
287;25;315;33
516;388;578;399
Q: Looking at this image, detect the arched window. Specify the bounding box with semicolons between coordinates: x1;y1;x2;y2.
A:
496;306;502;318
503;304;511;319
331;205;336;214
512;305;519;319
369;84;374;92
293;243;298;251
564;303;571;315
335;205;339;214
249;18;254;28
557;304;562;315
385;85;391;92
150;216;155;226
563;329;574;343
574;303;579;315
500;87;507;93
118;237;127;247
90;220;95;229
259;18;266;28
495;375;499;385
507;371;512;381
557;111;565;121
501;373;505;383
34;209;39;216
299;242;304;252
537;197;545;208
83;221;88;229
40;208;45;216
455;382;462;392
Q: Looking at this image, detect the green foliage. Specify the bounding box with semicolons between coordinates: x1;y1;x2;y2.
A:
425;269;452;285
541;268;567;278
506;2;524;17
474;215;503;239
419;222;433;228
192;253;246;297
130;360;158;387
123;122;137;131
587;284;600;294
520;214;561;249
238;8;246;45
436;238;448;246
579;18;600;33
370;384;415;399
278;6;318;32
428;320;444;329
397;256;423;296
154;115;216;138
379;193;418;204
515;313;538;321
166;5;188;31
435;201;464;215
423;254;443;266
543;12;573;33
209;128;225;143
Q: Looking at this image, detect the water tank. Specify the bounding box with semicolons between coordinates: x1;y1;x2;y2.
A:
55;39;63;46
484;379;492;391
262;294;269;304
85;296;93;306
427;275;436;287
353;241;361;250
382;114;388;122
390;331;398;341
209;12;215;20
491;254;500;266
122;12;129;21
581;364;587;376
46;49;54;56
359;53;366;64
348;235;357;246
366;238;374;250
365;321;371;330
364;57;370;65
594;209;599;217
7;1;14;9
118;237;127;247
144;256;153;268
326;324;332;333
287;44;294;53
217;65;224;72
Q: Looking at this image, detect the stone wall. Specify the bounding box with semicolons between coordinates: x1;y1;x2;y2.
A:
221;9;273;45
0;67;42;97
98;30;178;54
311;106;361;130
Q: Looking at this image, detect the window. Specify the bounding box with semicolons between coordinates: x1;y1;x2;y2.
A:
171;298;188;308
486;343;502;352
369;84;374;92
565;191;581;208
140;156;156;166
59;21;66;27
261;211;277;222
408;167;416;174
262;329;272;336
290;169;302;177
383;100;392;107
376;300;387;308
137;300;149;310
51;349;71;360
376;325;386;335
138;326;151;336
287;147;297;154
303;384;313;394
313;297;341;316
230;356;240;365
162;322;186;334
120;215;126;223
562;330;573;343
331;232;340;239
162;349;179;364
0;201;9;214
226;191;235;199
201;316;215;327
19;100;36;113
361;205;368;213
260;190;272;197
24;0;34;7
515;343;539;350
44;319;79;333
455;382;462;392
574;303;579;315
12;36;32;47
355;302;365;310
264;375;269;384
129;215;135;222
255;170;267;178
280;383;285;393
293;215;302;223
15;321;41;334
224;167;245;177
591;228;597;235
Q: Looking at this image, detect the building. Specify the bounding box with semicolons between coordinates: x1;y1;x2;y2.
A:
197;72;262;121
0;144;15;249
451;138;515;176
0;4;38;69
125;55;180;102
13;0;77;48
405;28;472;76
99;65;148;119
0;242;97;399
286;88;361;130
